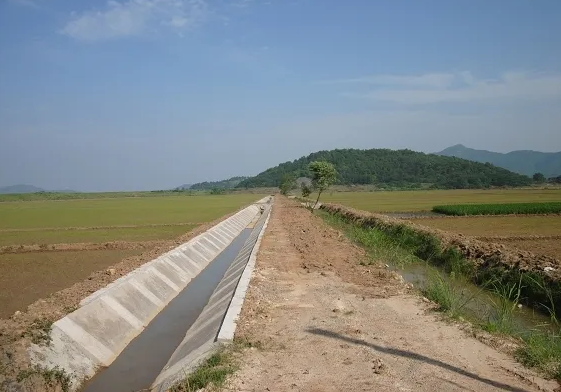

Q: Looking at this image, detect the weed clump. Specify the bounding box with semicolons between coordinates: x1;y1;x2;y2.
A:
170;351;237;392
23;318;53;345
516;333;561;380
422;272;479;318
17;365;71;392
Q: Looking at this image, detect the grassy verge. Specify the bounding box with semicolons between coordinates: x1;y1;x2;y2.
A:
319;208;561;380
433;202;561;216
170;350;237;392
168;337;267;391
320;212;418;267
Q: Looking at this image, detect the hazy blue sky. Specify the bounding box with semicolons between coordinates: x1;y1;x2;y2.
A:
1;0;560;191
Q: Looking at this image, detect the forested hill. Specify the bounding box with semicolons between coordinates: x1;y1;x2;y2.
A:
236;149;532;189
187;176;248;190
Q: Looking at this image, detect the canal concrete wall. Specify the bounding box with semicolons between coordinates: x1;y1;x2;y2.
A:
28;200;267;389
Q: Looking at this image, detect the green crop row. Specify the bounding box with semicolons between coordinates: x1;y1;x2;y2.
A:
432;202;561;216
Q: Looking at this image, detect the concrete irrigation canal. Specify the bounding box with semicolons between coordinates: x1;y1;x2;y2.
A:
28;197;273;391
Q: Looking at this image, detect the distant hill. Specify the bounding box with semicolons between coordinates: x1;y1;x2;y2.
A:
437;144;561;178
236;148;532;189
187;176;248;191
0;185;79;194
175;184;193;191
0;184;45;194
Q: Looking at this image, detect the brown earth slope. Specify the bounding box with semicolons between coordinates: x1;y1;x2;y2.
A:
227;197;558;392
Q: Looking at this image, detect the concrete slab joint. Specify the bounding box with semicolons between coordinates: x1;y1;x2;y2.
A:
27;199;270;390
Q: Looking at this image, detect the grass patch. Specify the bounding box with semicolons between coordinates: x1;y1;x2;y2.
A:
517;333;561;380
480;276;523;334
320;212;418;267
16;365;71;392
23;318;53;345
170;351;236;392
422;272;479;318
433;202;561;216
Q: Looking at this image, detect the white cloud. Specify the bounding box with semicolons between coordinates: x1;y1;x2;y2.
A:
61;0;209;42
331;71;561;105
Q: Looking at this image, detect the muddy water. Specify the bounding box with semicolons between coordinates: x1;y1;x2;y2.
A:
392;261;556;333
81;229;252;392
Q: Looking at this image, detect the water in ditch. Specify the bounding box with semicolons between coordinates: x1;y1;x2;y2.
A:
395;262;556;334
81;229;252;392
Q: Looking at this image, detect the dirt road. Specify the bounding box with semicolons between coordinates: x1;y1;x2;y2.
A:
227;198;558;392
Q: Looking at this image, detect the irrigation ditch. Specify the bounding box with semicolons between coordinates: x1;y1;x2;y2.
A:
319;203;561;380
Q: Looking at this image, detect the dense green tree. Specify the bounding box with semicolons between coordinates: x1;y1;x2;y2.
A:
533;172;546;183
308;161;337;209
301;183;312;198
190;176;248;190
279;174;296;195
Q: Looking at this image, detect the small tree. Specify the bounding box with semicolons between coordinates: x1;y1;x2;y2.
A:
301;183;312;198
533;172;546;183
279;174;296;195
308;161;337;211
